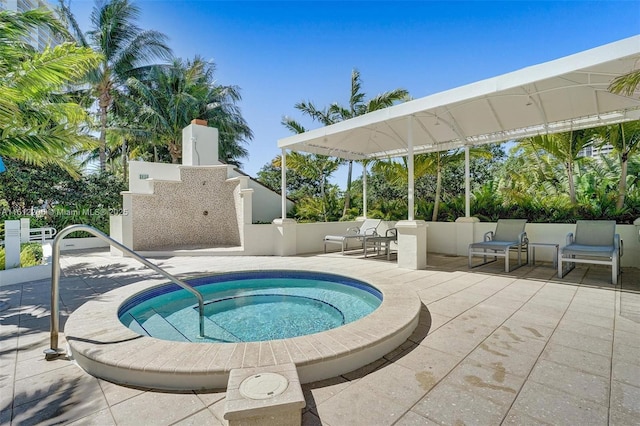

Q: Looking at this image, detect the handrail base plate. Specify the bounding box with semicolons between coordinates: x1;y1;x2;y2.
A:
44;348;66;361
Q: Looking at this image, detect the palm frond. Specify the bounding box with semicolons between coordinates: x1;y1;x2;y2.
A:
12;43;101;97
608;70;640;97
281;117;306;134
56;0;89;46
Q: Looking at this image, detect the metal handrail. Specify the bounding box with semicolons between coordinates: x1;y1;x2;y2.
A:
44;224;205;360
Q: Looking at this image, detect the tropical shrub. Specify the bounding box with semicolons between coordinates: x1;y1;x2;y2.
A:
291;186;344;222
0;159;126;235
0;243;43;270
19;243;43;267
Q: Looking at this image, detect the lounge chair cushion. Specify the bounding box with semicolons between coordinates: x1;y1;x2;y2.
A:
562;243;615;258
469;240;520;251
323;219;382;254
324;219;381;241
324;234;362;243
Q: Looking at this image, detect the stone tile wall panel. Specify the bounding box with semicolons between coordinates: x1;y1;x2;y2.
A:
131;167;241;250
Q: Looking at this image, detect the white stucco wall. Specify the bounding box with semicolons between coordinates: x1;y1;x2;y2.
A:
125;167;241;250
295;221;359;255
241;224;276;255
227;168;294;223
126;161;291;225
292;220;399;255
59;237;109;252
128;161;182;194
423;222;458;255
245;220;640;265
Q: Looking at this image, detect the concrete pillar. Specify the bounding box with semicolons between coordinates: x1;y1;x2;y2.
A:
109;215;124;257
4;220;21;269
229;175;254;225
240;189;254;225
20;218;30;243
182;121;220;166
273;218;297;256
455;216;480;256
395;220;428;270
120;193;134;252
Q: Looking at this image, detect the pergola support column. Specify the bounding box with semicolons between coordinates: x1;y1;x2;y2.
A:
465;145;471;218
454;145;479;255
273;148;296;256
407;116;415;221
281;148;287;220
362;162;368;219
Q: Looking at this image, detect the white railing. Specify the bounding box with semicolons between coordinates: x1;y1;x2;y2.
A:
44;224;206;360
29;227;56;243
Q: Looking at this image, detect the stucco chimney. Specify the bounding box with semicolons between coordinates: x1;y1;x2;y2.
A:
182;123;219;166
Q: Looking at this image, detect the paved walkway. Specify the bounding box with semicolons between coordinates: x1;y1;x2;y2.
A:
1;251;639;425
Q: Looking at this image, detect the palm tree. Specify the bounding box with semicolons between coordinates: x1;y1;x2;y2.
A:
0;9;101;172
373;150;472;220
78;0;172;171
574;155;619;217
593;121;640;209
424;151;472;221
272;150;341;222
290;69;408;217
122;56;252;166
519;131;592;204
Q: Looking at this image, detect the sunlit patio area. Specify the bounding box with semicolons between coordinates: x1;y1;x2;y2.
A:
1;250;638;425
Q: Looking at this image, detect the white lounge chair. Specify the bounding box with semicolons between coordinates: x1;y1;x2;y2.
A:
558;220;623;285
323;219;382;255
468;219;528;272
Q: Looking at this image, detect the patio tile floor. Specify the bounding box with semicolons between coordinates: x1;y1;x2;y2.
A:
1;250;638;425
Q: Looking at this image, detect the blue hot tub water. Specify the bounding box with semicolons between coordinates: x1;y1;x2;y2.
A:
118;271;382;343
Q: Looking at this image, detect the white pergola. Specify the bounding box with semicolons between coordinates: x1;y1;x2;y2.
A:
278;35;640;220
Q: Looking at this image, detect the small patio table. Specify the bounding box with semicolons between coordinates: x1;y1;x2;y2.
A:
528;242;559;268
363;231;397;261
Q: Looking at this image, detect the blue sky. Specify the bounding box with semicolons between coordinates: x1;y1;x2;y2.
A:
64;1;640;185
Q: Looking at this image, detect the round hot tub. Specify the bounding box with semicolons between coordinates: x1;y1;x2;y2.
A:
119;271;382;343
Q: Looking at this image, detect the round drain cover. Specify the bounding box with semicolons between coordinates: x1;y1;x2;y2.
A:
239;372;289;400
